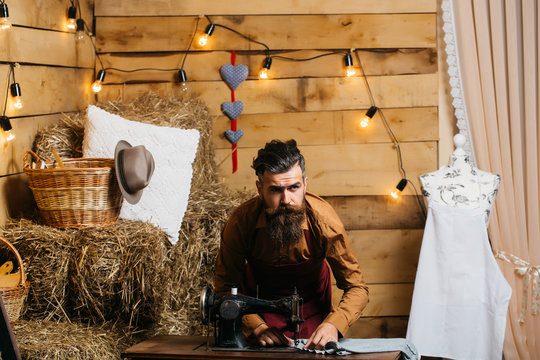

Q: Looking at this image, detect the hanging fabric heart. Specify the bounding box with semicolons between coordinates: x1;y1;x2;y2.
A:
225;129;244;144
220;64;248;90
221;101;244;120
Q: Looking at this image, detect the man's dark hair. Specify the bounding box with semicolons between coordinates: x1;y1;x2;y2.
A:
252;139;305;183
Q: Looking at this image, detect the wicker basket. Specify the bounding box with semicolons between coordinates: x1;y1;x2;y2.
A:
23;150;123;228
0;236;30;324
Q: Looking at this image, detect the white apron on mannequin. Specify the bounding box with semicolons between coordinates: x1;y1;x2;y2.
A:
406;169;511;360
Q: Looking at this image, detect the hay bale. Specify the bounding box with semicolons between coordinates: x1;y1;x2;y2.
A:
32;113;85;161
13;320;132;360
70;220;170;329
152;185;253;335
27;92;255;336
0;219;76;321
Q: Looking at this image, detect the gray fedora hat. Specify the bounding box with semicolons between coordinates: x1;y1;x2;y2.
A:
114;140;155;205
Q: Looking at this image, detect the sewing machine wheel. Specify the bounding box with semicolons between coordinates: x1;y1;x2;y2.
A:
200;286;215;325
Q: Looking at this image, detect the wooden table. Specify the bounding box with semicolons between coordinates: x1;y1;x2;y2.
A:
122;335;401;360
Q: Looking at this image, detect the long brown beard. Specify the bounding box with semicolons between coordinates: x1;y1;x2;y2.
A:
264;201;306;249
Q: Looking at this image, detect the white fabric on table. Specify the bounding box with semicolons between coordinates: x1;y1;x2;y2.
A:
294;338;418;359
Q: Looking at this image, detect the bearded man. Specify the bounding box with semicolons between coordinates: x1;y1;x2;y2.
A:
214;139;369;350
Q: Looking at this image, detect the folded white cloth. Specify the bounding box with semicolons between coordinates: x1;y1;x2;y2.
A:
294;338;418;360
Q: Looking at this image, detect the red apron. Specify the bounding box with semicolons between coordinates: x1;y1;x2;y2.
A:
243;228;332;338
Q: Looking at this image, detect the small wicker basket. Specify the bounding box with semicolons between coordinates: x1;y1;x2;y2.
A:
23;150;123;228
0;236;30;324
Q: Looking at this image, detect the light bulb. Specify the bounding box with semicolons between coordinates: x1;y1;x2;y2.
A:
12;97;23;109
76;19;85;40
66;18;76;30
390;179;408;199
178;69;189;92
3;129;15;141
10;83;23;110
259;68;269;79
92;81;102;93
0;116;15;142
259;57;272;80
197;24;215;47
359;116;369;128
0;17;10;30
198;34;209;47
344;53;355;77
358;106;378;129
0;3;10;30
92;70;106;93
67;5;77;30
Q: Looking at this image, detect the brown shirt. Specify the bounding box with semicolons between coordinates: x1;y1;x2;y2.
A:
214;192;369;336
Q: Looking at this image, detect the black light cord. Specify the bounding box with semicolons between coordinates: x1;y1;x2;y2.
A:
2;64;13;117
353;50;407;180
353;50;376;105
205;15;270;52
353;50;426;218
214;23;270;52
75;0;81;19
272;51;346;62
10;63;15;83
79;19;104;69
103;67;179;73
87;17;201;81
179;16;200;70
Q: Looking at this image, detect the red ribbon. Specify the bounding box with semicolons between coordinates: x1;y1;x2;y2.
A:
230;50;238;173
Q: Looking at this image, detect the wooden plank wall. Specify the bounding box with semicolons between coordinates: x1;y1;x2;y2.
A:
94;0;438;338
0;0;94;224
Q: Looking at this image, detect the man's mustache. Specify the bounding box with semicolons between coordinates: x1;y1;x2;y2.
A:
265;203;305;216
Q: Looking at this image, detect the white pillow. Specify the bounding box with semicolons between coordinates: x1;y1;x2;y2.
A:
83;105;200;244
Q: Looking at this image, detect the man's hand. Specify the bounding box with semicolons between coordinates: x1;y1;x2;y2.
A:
252;323;292;347
303;322;338;350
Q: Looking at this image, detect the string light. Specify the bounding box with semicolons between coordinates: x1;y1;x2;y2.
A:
197;24;215;47
259;57;272;79
76;18;85;40
10;83;23;109
92;70;105;93
0;1;11;30
390;179;408;199
0;116;14;142
344;52;356;77
1;65;17;141
59;14;424;218
178;69;189;92
359;106;377;128
67;4;77;30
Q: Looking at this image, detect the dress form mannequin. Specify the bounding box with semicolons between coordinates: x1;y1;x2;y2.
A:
407;134;511;360
419;134;500;225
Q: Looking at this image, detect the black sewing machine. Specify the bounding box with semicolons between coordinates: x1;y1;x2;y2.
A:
199;286;304;350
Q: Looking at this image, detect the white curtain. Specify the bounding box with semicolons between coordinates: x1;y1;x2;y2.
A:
444;0;540;358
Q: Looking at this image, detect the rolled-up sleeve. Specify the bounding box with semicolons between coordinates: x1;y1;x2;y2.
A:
309;195;369;336
324;230;369;336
